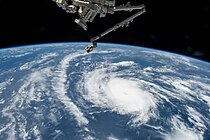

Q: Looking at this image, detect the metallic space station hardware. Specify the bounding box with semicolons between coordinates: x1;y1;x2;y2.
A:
53;0;146;52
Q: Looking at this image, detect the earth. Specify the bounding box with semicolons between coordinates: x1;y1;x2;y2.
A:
0;42;210;140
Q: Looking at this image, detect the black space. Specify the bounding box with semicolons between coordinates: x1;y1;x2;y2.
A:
0;0;209;61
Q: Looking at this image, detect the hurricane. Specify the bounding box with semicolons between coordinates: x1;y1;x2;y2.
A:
0;43;209;140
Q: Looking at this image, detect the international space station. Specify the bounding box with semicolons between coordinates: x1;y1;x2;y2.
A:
53;0;146;52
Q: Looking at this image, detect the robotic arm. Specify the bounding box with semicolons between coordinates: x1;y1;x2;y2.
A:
85;7;146;53
52;0;146;52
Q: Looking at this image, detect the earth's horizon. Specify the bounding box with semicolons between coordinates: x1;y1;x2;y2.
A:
2;42;209;64
0;42;209;140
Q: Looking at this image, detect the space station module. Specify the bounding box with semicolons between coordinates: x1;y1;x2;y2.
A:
53;0;146;52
